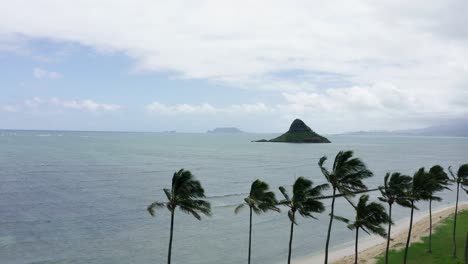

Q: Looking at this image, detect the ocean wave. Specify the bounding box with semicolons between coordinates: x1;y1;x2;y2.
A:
213;203;238;208
0;235;15;248
207;192;248;199
139;170;165;174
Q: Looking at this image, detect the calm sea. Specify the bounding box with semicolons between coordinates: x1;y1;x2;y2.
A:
0;131;467;264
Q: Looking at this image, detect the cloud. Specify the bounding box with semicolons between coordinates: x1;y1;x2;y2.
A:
33;67;62;79
146;101;273;114
1;1;466;84
60;99;120;111
146;102;216;114
0;105;20;112
1;1;468;130
276;83;468;131
23;97;121;112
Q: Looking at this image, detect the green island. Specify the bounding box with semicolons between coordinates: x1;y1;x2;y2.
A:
253;118;331;143
376;209;468;264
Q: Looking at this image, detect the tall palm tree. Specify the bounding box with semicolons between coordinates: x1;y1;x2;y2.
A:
403;168;432;264
147;169;211;264
348;195;389;264
234;179;280;264
279;177;329;264
378;172;412;264
448;164;468;258
318;150;373;264
426;165;450;253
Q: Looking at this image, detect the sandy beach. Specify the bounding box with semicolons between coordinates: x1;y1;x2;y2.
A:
294;202;468;264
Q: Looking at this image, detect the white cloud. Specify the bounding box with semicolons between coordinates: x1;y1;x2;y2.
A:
276;83;468;131
23;97;121;112
1;1;468;129
1;105;20;112
33;67;62;79
146;101;273;114
146;102;216;114
60;99;120;111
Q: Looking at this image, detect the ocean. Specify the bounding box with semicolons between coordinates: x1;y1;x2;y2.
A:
0;131;467;264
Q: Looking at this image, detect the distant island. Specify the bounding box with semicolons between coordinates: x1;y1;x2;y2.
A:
340;121;468;137
253;119;331;143
207;127;244;133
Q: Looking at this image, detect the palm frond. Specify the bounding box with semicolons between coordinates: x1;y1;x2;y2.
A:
332;214;350;224
163;188;172;201
319;150;373;201
279;186;290;201
234;203;246;214
281;177;327;224
179;205;202;220
448;166;456;181
147;201;165;217
248;179;280;214
350;194;389;238
379;172;412;208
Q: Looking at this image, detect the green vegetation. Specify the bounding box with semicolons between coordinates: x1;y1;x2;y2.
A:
448;164;468;257
269;130;330;143
378;172;413;264
255;119;331;143
319;150;373;264
147;169;211;264
403;168;434;264
147;154;468;264
348;194;390;264
426;165;450;253
234;179;280;264
278;177;328;264
376;209;468;264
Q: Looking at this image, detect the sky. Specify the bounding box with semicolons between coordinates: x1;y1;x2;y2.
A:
1;0;468;133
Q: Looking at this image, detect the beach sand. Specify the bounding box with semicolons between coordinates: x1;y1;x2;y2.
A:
294;203;468;264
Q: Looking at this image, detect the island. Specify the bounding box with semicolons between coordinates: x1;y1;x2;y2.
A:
253;119;331;143
207;127;244;133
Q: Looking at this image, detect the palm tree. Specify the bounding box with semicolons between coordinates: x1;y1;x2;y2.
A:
403;168;432;264
318;150;373;264
234;179;280;264
448;164;468;258
426;165;450;253
278;177;329;264
147;169;211;264
348;195;390;264
378;172;412;264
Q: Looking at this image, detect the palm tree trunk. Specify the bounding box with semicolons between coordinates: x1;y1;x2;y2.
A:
429;199;432;253
168;210;175;264
287;213;295;264
385;203;392;264
324;187;336;264
403;201;415;264
248;207;252;264
354;227;359;264
453;182;460;258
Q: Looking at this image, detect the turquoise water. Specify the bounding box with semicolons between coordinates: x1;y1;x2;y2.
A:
0;131;467;264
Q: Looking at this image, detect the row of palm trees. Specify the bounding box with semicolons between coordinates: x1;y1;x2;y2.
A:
147;150;468;264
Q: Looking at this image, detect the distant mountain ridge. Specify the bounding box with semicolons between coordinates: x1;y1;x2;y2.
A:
342;122;468;137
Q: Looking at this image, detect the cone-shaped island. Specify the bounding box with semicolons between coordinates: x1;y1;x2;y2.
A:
254;119;331;143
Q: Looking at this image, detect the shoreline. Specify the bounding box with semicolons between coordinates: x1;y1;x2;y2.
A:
294;202;468;264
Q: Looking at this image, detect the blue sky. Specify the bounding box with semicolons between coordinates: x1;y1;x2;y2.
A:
1;1;468;133
1;39;287;132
